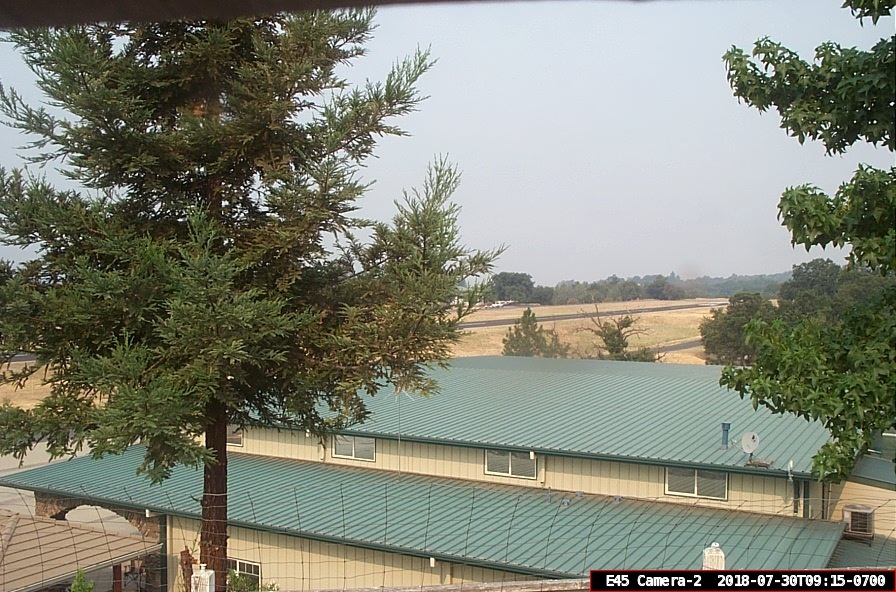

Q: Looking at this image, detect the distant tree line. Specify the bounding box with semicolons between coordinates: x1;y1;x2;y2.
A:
487;269;788;305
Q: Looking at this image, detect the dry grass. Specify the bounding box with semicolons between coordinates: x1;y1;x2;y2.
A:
453;302;719;365
0;362;53;410
463;298;724;323
451;329;508;358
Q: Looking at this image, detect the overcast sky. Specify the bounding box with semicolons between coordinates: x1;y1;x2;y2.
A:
0;0;892;286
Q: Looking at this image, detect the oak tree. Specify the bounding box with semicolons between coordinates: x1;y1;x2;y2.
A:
699;293;777;366
0;14;496;589
490;271;534;303
776;258;896;323
777;259;843;322
580;308;659;362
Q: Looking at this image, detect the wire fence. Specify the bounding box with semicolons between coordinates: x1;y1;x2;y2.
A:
1;482;893;592
0;486;159;592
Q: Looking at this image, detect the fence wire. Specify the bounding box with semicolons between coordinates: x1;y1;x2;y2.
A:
1;483;893;592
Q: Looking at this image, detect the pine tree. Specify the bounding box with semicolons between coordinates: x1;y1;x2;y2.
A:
0;14;497;589
502;308;568;358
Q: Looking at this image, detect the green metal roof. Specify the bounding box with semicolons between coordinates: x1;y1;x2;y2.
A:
827;538;896;569
0;447;846;575
341;357;831;477
849;456;896;491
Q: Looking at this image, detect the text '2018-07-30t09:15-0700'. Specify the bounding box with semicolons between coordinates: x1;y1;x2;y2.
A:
590;570;896;592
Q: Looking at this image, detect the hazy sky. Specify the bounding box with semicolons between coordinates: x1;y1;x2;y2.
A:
0;1;892;286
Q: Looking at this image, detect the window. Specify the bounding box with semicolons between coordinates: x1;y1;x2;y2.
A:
226;558;260;588
226;426;243;447
332;435;376;461
485;450;536;479
665;467;727;500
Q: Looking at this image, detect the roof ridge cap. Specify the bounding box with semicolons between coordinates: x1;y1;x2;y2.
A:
0;512;20;563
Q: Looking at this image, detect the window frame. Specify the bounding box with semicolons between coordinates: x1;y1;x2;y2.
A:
226;426;243;447
226;558;261;588
664;467;728;500
332;435;376;462
484;449;537;480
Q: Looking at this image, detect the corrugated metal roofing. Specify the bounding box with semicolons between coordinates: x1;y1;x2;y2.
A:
0;447;845;575
827;538;896;569
340;357;831;477
849;457;896;490
0;509;161;592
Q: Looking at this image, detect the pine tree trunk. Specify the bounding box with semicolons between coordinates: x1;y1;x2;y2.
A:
200;399;228;592
200;85;228;591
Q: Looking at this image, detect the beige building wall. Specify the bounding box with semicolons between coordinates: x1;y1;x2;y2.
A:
828;481;896;538
166;516;533;592
546;455;797;516
234;428;796;516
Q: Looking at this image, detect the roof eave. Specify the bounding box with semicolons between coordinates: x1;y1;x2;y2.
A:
0;477;579;581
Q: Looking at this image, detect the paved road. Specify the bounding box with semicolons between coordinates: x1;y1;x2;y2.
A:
459;301;727;329
9;353;37;362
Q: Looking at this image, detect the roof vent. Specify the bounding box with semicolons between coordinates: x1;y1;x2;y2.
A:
842;504;874;541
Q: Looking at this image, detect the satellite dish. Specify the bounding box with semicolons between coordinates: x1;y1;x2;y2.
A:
741;432;760;454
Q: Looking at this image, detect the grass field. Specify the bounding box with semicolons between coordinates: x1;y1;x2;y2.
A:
452;299;722;365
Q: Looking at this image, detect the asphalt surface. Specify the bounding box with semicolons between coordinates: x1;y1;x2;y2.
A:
459;301;726;329
9;353;37;362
